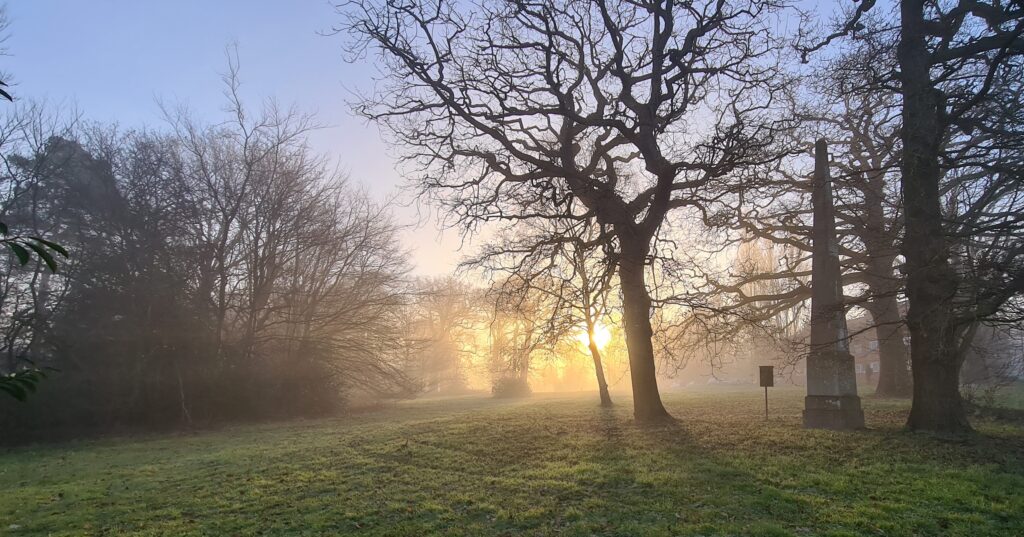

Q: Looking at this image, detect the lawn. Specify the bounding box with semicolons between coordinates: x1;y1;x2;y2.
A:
1;388;1022;536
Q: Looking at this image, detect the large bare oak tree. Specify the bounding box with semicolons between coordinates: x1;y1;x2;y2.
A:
339;0;793;422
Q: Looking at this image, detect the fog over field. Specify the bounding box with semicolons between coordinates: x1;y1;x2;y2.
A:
1;1;1023;535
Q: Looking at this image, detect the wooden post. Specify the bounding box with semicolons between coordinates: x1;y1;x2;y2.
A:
759;365;773;421
764;386;769;421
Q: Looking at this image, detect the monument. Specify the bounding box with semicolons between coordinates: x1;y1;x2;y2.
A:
803;139;864;430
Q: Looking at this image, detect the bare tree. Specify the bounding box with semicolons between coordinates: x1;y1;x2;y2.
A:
3;64;417;437
695;51;913;396
486;274;563;396
470;216;617;406
884;0;1023;433
404;277;485;394
805;0;1024;432
340;0;794;422
0;5;77;401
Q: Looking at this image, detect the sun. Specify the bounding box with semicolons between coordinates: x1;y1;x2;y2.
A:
576;323;613;350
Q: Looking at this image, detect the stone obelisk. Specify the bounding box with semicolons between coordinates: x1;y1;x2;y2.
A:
803;139;864;430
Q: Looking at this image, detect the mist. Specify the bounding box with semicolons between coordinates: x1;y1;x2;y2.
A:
2;1;1023;535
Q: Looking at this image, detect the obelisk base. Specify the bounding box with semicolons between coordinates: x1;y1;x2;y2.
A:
803;395;864;430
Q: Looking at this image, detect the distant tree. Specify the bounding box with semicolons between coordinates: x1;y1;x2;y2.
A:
469;216;617;406
485;273;564;397
405;277;485;394
691;40;914;397
2;65;416;438
0;4;74;401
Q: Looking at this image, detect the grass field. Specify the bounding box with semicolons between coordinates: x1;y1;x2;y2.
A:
1;388;1023;536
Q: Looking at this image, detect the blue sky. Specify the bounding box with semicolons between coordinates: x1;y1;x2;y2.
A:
4;0;462;275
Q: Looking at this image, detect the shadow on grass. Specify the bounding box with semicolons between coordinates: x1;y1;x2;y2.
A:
2;391;1023;536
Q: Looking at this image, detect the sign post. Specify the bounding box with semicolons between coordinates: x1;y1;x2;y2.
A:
759;366;774;421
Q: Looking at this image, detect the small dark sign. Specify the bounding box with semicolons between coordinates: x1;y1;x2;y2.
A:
759;366;774;388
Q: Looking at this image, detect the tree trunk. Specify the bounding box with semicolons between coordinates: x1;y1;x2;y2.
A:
618;251;672;423
26;269;52;360
897;0;972;433
587;337;613;407
865;294;912;397
907;346;970;433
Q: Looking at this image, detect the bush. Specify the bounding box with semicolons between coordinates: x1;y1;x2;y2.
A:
491;376;531;398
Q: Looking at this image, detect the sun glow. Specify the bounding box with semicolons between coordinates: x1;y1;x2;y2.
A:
576;323;613;350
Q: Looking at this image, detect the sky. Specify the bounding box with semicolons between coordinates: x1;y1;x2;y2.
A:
3;0;465;276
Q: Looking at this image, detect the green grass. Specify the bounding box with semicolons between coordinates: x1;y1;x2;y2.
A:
2;389;1023;536
992;381;1024;410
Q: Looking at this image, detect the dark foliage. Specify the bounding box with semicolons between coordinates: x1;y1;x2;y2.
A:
0;99;414;443
491;376;532;399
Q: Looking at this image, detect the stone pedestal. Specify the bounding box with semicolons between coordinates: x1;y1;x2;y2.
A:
803;347;864;429
804;395;864;429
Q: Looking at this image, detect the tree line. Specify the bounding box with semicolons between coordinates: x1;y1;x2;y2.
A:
0;75;620;441
0;70;417;440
